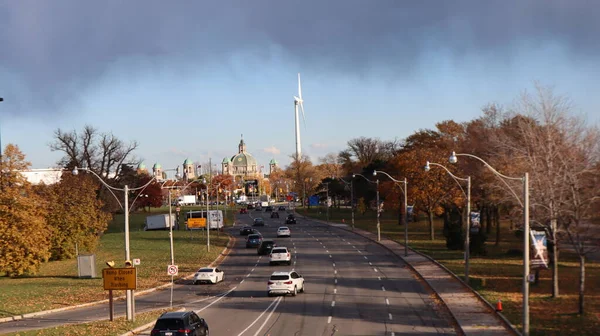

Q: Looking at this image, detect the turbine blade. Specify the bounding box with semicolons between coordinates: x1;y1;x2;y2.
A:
298;73;302;100
300;101;306;127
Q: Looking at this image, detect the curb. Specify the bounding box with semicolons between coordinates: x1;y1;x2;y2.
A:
0;234;234;324
297;213;519;336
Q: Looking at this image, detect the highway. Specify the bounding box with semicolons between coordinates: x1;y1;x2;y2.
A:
0;209;456;335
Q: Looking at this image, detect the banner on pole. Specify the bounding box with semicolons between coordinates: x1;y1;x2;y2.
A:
470;212;481;234
530;230;549;269
407;205;414;222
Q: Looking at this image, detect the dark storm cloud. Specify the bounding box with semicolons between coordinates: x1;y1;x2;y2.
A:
0;0;597;116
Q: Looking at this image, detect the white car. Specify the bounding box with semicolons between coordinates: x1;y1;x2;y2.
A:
276;226;291;238
269;247;291;265
268;271;305;296
193;267;224;284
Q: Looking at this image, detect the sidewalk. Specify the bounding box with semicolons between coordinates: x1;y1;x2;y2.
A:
308;216;520;336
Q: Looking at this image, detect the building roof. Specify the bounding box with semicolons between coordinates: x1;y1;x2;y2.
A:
183;158;192;165
269;158;277;165
231;152;257;167
222;157;231;163
137;162;146;170
153;163;162;169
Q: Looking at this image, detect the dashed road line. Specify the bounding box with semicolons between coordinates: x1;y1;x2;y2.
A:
334;288;337;294
381;286;386;291
364;256;368;259
327;316;332;324
388;313;393;320
331;301;335;307
334;278;338;284
329;255;332;258
332;263;336;267
385;298;390;305
374;268;378;273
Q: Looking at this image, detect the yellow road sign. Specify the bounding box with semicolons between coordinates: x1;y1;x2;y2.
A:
187;218;206;228
102;268;137;290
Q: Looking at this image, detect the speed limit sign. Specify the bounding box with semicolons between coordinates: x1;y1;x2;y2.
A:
167;265;178;276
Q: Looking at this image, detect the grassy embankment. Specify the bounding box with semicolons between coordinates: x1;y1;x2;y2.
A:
302;206;600;336
0;205;235;318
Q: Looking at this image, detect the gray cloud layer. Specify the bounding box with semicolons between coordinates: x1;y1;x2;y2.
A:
0;0;597;116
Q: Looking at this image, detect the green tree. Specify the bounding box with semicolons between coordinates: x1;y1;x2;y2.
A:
0;144;51;276
43;173;112;260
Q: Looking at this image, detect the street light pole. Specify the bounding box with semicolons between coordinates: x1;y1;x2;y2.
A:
373;170;408;255
449;151;530;336
352;173;377;234
425;161;471;282
375;179;380;241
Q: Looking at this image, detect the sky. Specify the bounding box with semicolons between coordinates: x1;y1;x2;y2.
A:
1;0;599;175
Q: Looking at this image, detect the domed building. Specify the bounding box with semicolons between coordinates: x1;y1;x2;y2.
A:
222;136;260;180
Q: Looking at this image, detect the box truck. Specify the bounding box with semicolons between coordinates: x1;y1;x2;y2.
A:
177;195;196;206
186;210;224;230
144;214;175;231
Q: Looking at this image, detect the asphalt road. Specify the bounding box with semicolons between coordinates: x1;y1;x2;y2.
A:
0;210;456;336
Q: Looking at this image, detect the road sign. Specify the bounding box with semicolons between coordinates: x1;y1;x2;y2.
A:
102;268;137;290
133;258;141;266
167;265;178;276
187;217;206;228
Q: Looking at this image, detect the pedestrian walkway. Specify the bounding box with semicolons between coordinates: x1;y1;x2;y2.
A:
305;216;520;336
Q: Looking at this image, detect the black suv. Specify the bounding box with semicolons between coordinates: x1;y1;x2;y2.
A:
278;206;286;211
257;239;276;255
151;311;208;336
253;218;265;226
285;214;297;224
239;226;254;236
265;206;274;212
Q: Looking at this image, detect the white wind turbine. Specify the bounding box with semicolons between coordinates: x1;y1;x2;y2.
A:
294;73;306;160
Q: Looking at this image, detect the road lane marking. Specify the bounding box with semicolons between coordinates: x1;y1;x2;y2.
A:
334;288;337;294
335;278;337;284
374;268;378;272
386;298;390;305
364;256;368;259
378;277;381;281
326;250;329;253
332;263;336;267
251;268;255;272
352;245;355;248
369;262;372;266
334;270;337;274
331;301;335;307
329;255;332;258
327;316;332;324
358;250;362;253
240;279;244;283
236;296;282;336
388;313;393;320
197;286;237;312
381;286;386;291
247;273;251;277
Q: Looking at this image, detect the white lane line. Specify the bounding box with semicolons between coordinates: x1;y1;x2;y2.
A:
334;270;337;275
240;279;244;284
364;256;368;260
323;246;326;249
381;286;386;291
327;316;332;324
352;245;355;248
294;261;296;266
347;242;351;245
197;286;237;312
388;313;393;320
331;301;335;307
329;255;332;258
386;298;390;305
332;263;336;267
326;250;329;253
247;273;251;277
236;296;282;336
334;278;338;284
342;239;346;241
334;288;337;294
251;268;255;272
391;332;395;336
374;268;378;273
358;250;362;253
368;262;372;266
378;276;381;281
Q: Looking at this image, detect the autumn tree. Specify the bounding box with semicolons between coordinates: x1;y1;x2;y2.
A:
132;174;164;211
42;173;112;260
0;144;52;276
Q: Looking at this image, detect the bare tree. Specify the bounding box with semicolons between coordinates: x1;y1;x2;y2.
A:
339;137;399;171
49;125;139;179
318;153;342;178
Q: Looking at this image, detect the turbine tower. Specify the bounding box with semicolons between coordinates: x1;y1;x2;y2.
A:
293;73;305;160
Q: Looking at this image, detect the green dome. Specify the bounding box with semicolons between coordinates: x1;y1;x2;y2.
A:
183;158;192;165
231;152;257;167
153;163;162;169
222;157;231;164
269;158;277;165
137;162;146;170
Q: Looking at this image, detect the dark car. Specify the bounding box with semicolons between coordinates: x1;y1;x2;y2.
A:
151;311;209;336
246;234;263;248
247;203;254;210
253;218;265;226
270;212;280;218
239;208;248;214
239;226;254;236
257;239;276;255
265;206;273;212
285;214;297;224
278;206;286;211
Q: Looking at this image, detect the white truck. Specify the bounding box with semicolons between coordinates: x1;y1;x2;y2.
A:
177;195;197;206
144;214;175;231
186;210;224;230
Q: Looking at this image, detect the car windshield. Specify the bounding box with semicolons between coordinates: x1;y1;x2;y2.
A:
270;275;290;281
154;318;185;329
272;248;287;253
279;227;289;230
248;234;260;239
198;269;213;272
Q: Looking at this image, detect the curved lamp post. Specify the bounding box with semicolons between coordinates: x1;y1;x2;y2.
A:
425;161;471;282
373;170;408;255
352;173;377;239
449;151;530;336
72;165;178;321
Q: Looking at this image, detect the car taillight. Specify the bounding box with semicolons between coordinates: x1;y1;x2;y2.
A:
178;329;192;333
269;254;272;258
268;281;274;285
287;253;290;257
284;281;293;284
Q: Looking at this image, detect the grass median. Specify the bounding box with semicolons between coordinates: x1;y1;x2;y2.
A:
0;207;233;318
302;206;600;336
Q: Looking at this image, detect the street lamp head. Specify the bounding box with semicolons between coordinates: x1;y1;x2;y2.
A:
372;171;377;176
424;161;431;172
449;151;458;164
72;167;79;175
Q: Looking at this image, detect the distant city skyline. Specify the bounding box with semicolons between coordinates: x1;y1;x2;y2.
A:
1;1;599;171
